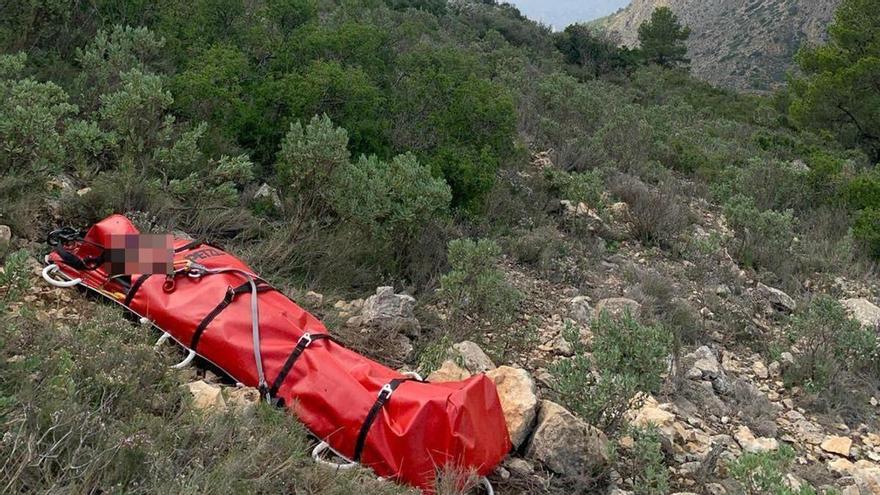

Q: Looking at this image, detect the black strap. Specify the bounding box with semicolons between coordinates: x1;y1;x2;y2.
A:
190;281;274;350
174;240;203;253
54;244;104;271
268;333;337;398
123;273;152;306
352;378;421;462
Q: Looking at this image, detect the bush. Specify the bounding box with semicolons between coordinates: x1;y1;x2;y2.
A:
552;312;671;432
785;296;879;394
439;239;522;341
0;249;31;308
612;175;690;248
0;308;407;494
544;167;605;210
853;208;880;259
728;445;818;495
619;425;670;495
724;194;795;275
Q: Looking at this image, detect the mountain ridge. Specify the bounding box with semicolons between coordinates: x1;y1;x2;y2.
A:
597;0;841;91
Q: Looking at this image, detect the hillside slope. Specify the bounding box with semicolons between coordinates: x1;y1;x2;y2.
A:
598;0;840;91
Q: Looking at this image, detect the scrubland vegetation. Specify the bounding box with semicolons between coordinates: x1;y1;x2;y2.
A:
2;0;879;493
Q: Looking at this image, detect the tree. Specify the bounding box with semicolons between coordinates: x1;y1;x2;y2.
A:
637;7;691;68
554;24;635;78
789;0;880;163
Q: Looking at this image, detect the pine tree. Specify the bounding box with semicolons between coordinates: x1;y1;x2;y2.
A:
637;7;691;68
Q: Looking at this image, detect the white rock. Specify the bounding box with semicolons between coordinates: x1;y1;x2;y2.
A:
184;380;226;411
821;435;853;457
451;341;496;373
361;286;420;337
225;386;260;413
486;366;538;449
841;298;880;329
734;425;778;453
426;360;471;382
757;283;797;313
0;225;10;258
304;290;323;308
593;297;641;321
526;400;609;476
568;296;593;323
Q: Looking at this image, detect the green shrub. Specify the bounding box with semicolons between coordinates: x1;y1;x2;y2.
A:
439;239;522;340
0;249;32;308
544;167;605;210
612;175;690;248
0;308;407;494
724;194;795;274
620;425;670;495
552;312;671;432
853;208;880;259
728;445;817;495
785;296;879;393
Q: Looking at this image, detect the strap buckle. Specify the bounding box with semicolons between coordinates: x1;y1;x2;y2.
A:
186;262;207;278
298;332;313;347
377;383;394;400
47;227;80;246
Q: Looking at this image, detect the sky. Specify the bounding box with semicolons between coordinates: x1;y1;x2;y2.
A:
505;0;631;30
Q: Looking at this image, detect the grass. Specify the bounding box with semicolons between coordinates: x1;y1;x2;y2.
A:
0;288;412;494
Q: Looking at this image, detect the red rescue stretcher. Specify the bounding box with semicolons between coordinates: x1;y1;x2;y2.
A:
42;214;511;492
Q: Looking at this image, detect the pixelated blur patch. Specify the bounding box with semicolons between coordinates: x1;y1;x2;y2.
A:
105;234;173;275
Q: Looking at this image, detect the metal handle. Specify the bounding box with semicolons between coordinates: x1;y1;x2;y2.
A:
41;264;82;288
311;441;359;471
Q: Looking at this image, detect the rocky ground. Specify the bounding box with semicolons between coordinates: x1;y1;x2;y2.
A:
7;185;880;494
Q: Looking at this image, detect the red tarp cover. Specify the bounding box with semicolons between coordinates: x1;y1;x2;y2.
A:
47;214;511;491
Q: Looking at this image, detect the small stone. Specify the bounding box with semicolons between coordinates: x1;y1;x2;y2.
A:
183;380;226;411
568;296;593;323
504;457;534;476
821;436;853;457
426;360;471;382
304;291;323;308
254;183;282;208
225;386;260;413
361;286;420;337
735;425;778;453
593;297;641;321
0;225;11;259
76;187;92;196
451;341;496;373
753;361;769;380
757;283;797;313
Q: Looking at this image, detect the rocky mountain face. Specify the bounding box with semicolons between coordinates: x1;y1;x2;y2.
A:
598;0;841;91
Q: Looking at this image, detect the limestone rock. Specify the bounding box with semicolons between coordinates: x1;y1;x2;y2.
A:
504;457;535;476
451;340;495;373
828;459;880;494
361;286;420;338
0;225;10;259
757;283;797;313
821;435;853;457
427;360;471;382
526;400;610;476
752;360;769;380
684;346;722;380
568;296;593;323
593;297;641;320
184;380;226;411
254;182;282;208
304;290;323;308
487;366;538;449
734;425;778;453
225;386;260;413
841;298;880;329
